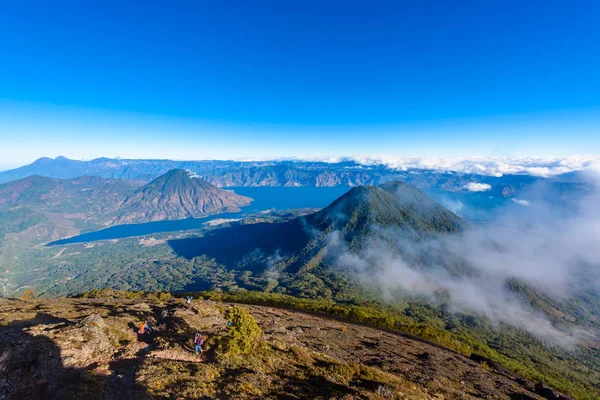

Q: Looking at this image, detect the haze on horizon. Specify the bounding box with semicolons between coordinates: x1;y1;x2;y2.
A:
1;1;599;170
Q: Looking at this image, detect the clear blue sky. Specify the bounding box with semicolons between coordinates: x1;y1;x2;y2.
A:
0;0;599;168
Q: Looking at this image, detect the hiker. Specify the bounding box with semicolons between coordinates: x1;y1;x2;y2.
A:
138;320;151;335
186;296;193;309
194;333;204;355
158;309;169;331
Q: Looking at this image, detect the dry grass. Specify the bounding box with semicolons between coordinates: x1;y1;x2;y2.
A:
0;296;551;400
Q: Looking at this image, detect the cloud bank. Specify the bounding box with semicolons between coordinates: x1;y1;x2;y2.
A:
283;155;600;177
511;198;531;206
464;182;492;192
349;155;600;177
324;167;600;344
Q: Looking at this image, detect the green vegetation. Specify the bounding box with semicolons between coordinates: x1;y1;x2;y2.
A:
81;288;172;301
189;290;600;400
8;229;600;399
3;179;600;399
7;228;600;399
216;306;263;355
0;207;47;237
197;290;471;356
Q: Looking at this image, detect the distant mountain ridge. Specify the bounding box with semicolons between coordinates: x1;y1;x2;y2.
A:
0;156;542;195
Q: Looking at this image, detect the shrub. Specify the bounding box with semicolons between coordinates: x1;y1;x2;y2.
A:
21;289;35;300
156;291;172;301
217;306;262;355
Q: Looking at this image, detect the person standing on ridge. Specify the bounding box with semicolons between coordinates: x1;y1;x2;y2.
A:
194;333;204;355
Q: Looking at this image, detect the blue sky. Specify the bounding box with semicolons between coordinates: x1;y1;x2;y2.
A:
0;1;599;169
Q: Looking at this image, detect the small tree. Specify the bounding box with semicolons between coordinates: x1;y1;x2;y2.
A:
217;306;262;355
21;289;35;300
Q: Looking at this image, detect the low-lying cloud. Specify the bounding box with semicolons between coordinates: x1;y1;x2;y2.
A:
290;155;600;177
325;167;600;344
464;182;492;192
511;198;531;206
352;155;600;177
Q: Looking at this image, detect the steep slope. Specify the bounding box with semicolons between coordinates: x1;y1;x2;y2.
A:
112;169;253;224
168;181;463;276
0;294;574;400
307;182;463;242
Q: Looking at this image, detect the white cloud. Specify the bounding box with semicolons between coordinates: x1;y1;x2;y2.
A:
351;155;600;177
275;155;600;177
185;169;202;179
464;182;492;192
440;199;464;215
512;198;531;206
208;155;600;178
325;169;600;343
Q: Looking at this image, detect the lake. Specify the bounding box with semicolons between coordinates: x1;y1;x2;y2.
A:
47;186;509;245
48;186;352;245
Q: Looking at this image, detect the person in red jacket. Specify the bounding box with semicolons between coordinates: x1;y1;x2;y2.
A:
194;333;204;355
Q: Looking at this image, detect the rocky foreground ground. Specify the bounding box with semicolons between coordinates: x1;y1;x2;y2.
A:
0;296;571;400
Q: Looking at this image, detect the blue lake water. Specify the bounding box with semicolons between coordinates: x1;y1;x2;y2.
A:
48;186;352;245
47;186;509;245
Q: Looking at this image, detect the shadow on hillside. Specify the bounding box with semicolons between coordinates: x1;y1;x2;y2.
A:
264;364;359;399
167;220;310;268
0;313;151;399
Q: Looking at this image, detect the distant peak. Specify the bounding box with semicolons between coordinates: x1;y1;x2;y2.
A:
150;169;212;187
33;157;53;162
162;168;187;176
55;156;69;161
160;169;204;180
161;168;186;176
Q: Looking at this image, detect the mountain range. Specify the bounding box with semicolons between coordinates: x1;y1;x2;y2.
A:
0;156;541;196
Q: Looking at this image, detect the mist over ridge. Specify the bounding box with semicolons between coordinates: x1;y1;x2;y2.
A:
321;167;600;344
